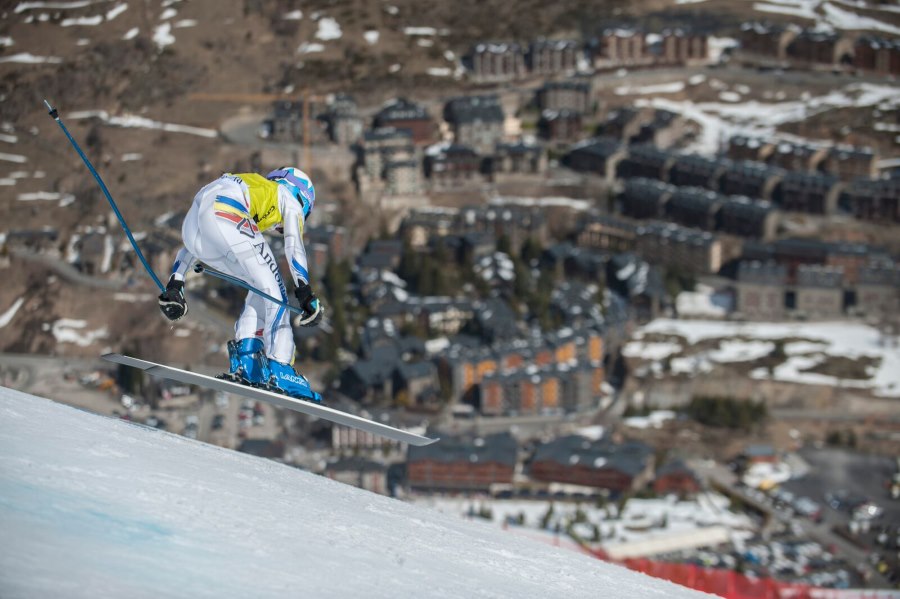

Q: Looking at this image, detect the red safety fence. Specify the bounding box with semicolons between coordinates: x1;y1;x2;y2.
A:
499;526;892;598
592;553;892;599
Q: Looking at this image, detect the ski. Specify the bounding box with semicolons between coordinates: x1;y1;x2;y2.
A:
102;353;439;447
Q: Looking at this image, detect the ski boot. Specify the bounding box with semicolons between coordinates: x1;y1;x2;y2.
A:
266;360;323;403
219;338;269;386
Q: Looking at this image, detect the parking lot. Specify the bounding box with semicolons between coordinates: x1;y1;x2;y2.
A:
782;449;898;527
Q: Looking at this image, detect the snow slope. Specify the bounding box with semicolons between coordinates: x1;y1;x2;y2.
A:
0;387;712;599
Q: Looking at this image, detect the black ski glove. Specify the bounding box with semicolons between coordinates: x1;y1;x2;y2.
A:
294;281;323;327
158;277;188;322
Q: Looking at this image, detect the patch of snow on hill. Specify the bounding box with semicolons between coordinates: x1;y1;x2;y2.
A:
753;0;900;34
315;17;342;40
615;81;686;96
153;22;175;48
0;53;61;64
14;1;104;12
297;42;324;54
48;319;108;346
0;388;712;599
67;110;217;138
639;82;899;155
0;298;25;328
637;319;900;397
822;2;900;34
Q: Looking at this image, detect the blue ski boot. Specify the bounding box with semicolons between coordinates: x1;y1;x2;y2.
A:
220;338;269;386
267;360;323;403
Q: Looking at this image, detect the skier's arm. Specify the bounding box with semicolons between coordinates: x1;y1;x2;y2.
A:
168;247;195;283
281;205;310;287
282;203;322;327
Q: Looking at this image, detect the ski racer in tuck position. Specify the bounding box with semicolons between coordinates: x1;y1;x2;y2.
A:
157;168;324;402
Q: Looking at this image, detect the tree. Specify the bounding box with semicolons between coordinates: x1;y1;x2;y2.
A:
520;237;543;264
496;234;512;255
540;503;555;529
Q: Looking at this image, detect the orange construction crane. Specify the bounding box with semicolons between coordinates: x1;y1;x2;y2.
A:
188;91;328;168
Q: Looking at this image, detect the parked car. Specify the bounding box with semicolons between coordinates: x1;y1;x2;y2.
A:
853;502;883;521
825;490;867;513
793;497;823;521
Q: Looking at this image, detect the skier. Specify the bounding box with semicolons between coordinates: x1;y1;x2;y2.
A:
156;167;324;402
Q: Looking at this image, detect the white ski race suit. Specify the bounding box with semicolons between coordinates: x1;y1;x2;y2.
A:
168;173;311;364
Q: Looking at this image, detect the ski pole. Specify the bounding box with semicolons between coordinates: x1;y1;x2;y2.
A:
43;99;164;292
194;263;332;333
193;263;305;317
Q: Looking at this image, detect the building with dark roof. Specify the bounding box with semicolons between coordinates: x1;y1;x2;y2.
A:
822;145;878;180
340;358;398;403
443;95;505;154
619;177;674;219
424;143;484;189
394;361;439;409
840;178;899;223
743;237;889;285
728;135;767;163
855;263;900;317
659;28;709;65
576;214;638;253
527;39;579;75
607;252;666;322
488;141;547;177
854;35;900;76
475;297;519;344
736;261;787;320
653;459;701;497
738;21;797;61
667;187;723;231
373;98;434;145
323;94;363;145
464;42;526;82
765;140;828;172
795;264;844;318
668;154;731;190
589;28;650;68
353;127;416;196
407;432;518;492
720;160;785;200
563;137;626;180
538;109;582;143
616;145;675;181
536;80;592;114
530;436;654;494
717;196;779;240
635;222;723;274
383;159;422;195
596;107;643;141
629;109;688;149
786;30;853;66
777;171;841;215
458;204;548;248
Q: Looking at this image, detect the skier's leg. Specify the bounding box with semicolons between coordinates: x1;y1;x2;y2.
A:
230;241;320;401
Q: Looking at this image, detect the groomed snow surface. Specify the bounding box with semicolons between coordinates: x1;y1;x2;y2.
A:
0;388;711;599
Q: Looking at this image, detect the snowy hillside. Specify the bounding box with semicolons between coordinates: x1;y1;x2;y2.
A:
0;386;712;599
